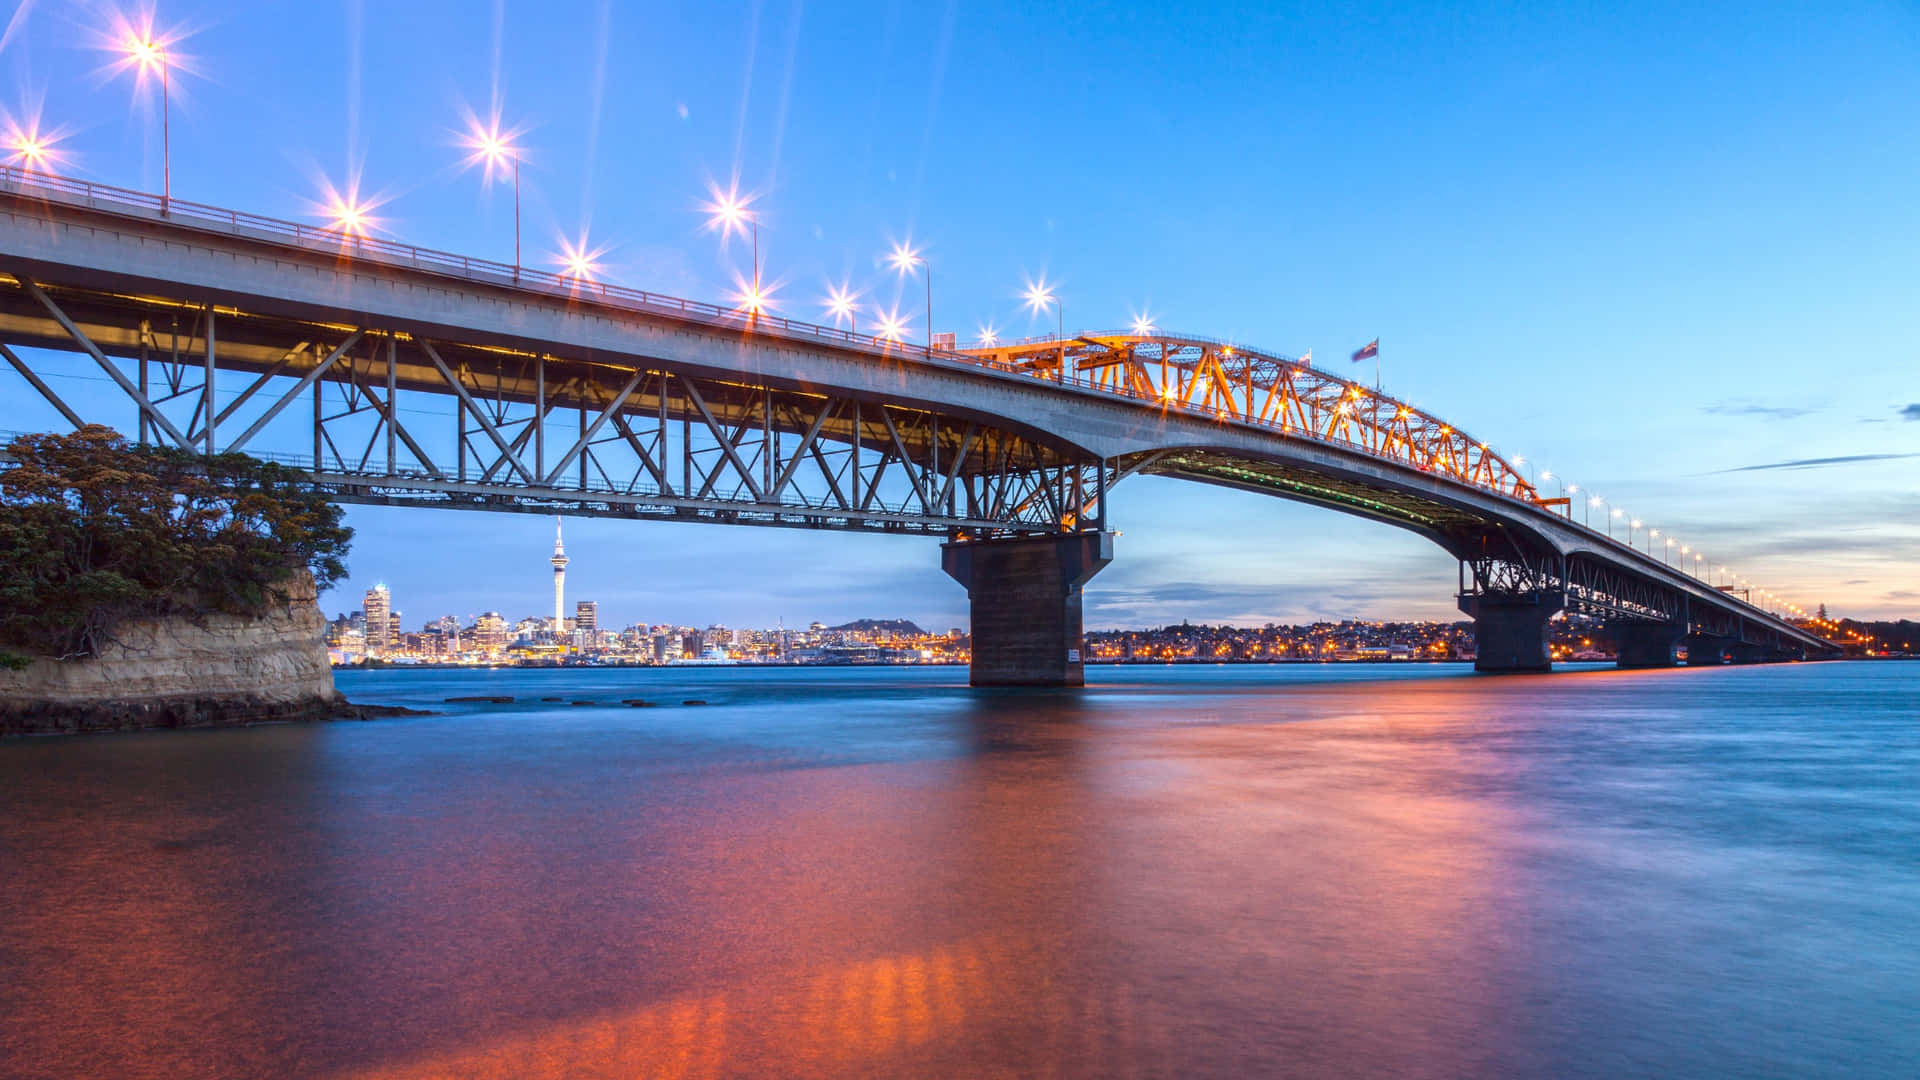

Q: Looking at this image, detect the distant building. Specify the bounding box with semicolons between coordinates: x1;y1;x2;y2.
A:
474;612;507;655
364;585;391;655
575;600;598;635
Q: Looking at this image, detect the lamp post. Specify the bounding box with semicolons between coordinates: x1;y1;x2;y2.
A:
124;35;171;214
705;188;762;319
1023;278;1059;377
466;123;522;279
886;243;931;352
824;284;859;337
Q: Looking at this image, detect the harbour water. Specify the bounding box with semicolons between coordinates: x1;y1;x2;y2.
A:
2;662;1916;1078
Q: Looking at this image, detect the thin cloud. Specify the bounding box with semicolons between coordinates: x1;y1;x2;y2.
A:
1702;402;1816;420
1902;404;1920;421
1722;453;1920;473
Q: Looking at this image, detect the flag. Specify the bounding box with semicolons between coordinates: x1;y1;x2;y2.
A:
1351;339;1378;363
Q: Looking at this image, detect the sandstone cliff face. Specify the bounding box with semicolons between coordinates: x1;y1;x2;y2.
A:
0;574;339;735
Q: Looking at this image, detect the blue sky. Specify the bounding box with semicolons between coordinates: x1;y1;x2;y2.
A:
2;0;1916;630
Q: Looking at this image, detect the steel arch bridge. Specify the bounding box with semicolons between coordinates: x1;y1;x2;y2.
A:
0;166;1836;682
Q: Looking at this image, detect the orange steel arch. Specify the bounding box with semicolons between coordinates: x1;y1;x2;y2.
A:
958;332;1542;505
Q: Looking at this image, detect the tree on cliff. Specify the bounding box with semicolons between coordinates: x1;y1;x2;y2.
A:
0;426;352;660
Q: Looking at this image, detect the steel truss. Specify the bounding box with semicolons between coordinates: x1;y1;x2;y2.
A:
1459;549;1682;623
1460;548;1802;650
0;275;1104;536
965;333;1539;502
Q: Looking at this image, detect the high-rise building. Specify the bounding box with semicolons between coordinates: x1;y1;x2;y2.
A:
551;518;570;638
364;584;391;655
474;612;507;655
575;601;598;634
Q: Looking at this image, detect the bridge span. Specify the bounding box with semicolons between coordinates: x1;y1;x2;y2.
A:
0;167;1837;683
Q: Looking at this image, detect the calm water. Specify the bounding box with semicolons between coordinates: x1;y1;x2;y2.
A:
2;662;1916;1079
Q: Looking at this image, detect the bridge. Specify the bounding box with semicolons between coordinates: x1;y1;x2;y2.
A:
0;166;1838;683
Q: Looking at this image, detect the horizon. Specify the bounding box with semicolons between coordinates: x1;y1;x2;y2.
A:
0;1;1913;628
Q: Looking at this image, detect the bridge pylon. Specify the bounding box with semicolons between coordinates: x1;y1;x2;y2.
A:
1686;635;1732;665
1459;592;1562;673
1616;622;1686;669
943;532;1113;687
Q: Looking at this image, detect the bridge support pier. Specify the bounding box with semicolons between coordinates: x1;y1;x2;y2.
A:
1616;622;1684;669
943;532;1113;687
1459;594;1559;674
1686;635;1731;666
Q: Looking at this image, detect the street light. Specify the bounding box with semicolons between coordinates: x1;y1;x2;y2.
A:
703;185;760;319
463;119;523;279
1131;309;1156;337
557;236;600;282
977;323;1000;347
325;192;372;238
875;307;909;343
822;283;859;336
5;128;54;172
886;241;932;351
1023;276;1060;374
123;34;171;213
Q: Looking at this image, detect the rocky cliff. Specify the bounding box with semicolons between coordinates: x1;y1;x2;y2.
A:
0;573;341;735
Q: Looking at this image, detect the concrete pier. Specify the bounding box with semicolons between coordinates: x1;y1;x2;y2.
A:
1616;622;1684;669
943;532;1113;687
1459;594;1559;673
1686;635;1731;665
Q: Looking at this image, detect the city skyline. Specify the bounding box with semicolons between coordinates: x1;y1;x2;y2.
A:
0;1;1913;627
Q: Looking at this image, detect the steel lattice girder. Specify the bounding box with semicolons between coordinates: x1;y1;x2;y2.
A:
0;275;1103;536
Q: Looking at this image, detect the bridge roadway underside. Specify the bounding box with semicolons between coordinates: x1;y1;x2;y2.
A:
0;191;1837;683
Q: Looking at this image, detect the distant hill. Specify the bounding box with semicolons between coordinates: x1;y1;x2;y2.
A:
829;618;927;637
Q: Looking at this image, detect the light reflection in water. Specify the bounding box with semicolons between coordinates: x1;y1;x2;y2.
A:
1;663;1916;1078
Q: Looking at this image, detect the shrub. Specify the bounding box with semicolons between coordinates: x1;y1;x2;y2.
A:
0;426;352;659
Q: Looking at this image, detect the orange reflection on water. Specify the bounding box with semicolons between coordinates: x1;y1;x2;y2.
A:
329;937;1063;1080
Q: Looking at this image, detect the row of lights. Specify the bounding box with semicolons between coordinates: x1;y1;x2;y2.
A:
1503;454;1812;623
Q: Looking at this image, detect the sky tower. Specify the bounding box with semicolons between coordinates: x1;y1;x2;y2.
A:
551;517;569;637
